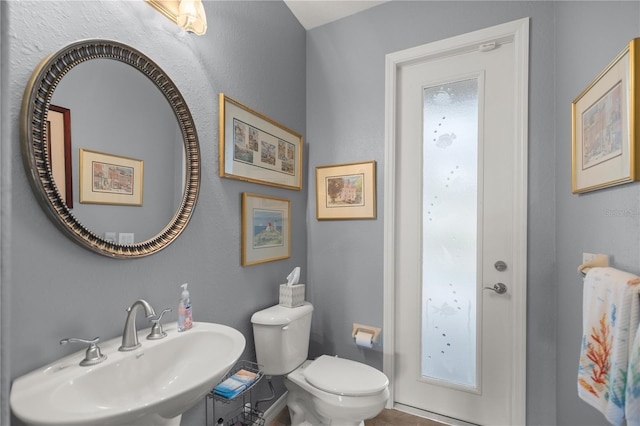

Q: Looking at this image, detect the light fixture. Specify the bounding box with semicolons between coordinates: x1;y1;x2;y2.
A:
146;0;208;35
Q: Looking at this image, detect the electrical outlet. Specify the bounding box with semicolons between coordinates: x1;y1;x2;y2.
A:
582;253;596;264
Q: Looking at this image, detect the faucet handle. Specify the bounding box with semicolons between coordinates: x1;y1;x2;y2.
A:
60;337;107;366
147;308;172;340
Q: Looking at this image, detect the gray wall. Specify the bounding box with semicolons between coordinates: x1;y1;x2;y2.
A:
555;2;640;426
305;1;637;426
2;1;306;425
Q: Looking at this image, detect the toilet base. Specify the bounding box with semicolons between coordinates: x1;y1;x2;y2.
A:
286;388;324;426
286;400;363;426
284;360;388;426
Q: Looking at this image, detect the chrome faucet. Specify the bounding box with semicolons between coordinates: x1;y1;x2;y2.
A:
119;299;156;351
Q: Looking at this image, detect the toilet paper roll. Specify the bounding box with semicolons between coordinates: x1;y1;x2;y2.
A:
355;330;374;348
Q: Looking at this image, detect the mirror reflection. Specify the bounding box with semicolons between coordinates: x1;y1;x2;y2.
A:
50;59;184;243
21;39;200;258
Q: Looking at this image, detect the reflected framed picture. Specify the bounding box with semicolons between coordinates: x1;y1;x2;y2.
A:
220;93;303;190
572;38;640;193
46;105;73;208
241;193;290;266
79;149;144;206
315;160;376;220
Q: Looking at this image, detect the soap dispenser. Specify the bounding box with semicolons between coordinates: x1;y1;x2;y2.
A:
178;283;193;332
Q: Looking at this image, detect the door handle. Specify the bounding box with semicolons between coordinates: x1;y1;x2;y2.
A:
483;282;507;294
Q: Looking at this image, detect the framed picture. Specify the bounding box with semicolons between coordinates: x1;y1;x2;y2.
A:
241;192;290;266
572;38;640;193
46;105;73;208
79;149;144;206
220;93;303;190
316;160;376;220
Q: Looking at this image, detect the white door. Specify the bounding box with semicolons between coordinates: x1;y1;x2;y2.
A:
384;19;528;426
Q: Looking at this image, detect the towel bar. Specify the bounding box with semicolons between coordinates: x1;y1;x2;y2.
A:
578;254;610;277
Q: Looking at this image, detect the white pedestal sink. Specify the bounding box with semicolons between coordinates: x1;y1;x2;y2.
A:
10;322;246;425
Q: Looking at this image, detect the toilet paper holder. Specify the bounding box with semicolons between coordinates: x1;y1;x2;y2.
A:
352;323;381;344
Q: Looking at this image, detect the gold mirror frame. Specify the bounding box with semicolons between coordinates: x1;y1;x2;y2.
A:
21;39;200;258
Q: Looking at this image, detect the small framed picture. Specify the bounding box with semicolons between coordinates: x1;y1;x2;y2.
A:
315;160;376;220
572;38;640;193
241;192;291;266
79;148;143;206
220;94;303;190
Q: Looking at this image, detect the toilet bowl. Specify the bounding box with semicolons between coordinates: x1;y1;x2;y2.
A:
284;356;389;426
250;303;390;426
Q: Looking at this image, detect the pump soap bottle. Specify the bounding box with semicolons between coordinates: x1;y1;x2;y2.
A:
178;283;193;332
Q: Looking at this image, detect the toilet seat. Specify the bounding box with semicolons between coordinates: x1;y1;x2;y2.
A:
303;355;389;396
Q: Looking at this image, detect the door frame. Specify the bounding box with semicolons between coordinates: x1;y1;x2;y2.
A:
382;18;529;425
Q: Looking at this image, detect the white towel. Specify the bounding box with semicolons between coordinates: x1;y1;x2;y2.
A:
627;323;640;425
578;267;640;426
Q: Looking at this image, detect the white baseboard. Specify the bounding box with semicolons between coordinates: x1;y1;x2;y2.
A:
394;403;478;426
262;392;288;425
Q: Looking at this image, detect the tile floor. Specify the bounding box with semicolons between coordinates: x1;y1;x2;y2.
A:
268;408;446;426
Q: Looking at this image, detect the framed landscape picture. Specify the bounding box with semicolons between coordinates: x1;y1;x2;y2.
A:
241;192;291;266
316;160;376;220
572;38;640;193
79;149;143;206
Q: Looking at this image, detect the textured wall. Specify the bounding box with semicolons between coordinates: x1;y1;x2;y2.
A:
2;1;306;425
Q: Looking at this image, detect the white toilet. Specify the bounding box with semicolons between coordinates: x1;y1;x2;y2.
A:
251;302;389;426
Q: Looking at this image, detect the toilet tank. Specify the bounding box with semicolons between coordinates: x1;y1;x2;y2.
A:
251;302;313;375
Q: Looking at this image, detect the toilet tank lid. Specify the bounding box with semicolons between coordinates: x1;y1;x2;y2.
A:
251;302;313;325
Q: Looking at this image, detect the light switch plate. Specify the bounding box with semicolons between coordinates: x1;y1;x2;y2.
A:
119;233;134;245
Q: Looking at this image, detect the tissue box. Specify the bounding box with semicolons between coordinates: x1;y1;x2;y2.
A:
279;284;305;308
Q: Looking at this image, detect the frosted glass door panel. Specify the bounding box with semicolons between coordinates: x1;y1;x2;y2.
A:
422;79;479;388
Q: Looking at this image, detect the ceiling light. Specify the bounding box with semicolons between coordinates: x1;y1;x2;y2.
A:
146;0;208;35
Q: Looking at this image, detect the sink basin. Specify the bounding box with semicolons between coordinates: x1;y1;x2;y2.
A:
10;322;245;425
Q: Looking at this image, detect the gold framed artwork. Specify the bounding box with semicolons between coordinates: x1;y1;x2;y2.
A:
316;160;376;220
46;105;73;208
572;38;640;193
241;192;290;266
79;149;143;206
219;93;303;190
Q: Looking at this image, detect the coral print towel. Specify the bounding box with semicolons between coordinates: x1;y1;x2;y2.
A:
578;267;640;426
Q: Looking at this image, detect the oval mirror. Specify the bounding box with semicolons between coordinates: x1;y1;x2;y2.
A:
21;40;200;258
